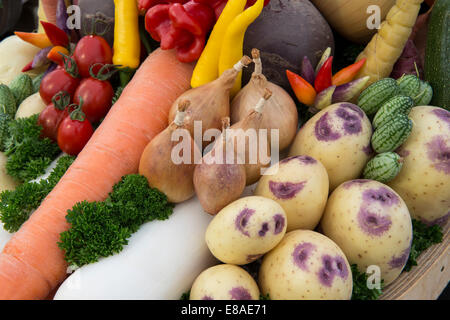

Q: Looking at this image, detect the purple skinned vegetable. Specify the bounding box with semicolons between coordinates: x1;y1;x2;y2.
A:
314;85;336;110
32;47;52;69
301;56;315;85
43;63;58;78
332;76;370;104
56;0;70;35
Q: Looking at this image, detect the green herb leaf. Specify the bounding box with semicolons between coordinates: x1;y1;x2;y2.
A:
404;219;443;272
58;175;174;268
351;264;384;300
180;290;190;300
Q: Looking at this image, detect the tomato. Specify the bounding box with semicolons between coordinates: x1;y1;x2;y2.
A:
73;35;113;78
73;78;114;123
57;115;94;156
39;69;80;105
37;103;69;142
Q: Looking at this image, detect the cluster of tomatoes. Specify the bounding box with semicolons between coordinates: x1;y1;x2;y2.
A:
38;34;115;156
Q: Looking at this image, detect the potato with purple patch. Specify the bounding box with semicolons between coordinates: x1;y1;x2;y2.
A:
205;196;287;265
259;230;352;300
289;103;372;191
190;264;260;300
388;106;450;227
321;179;412;285
254;155;329;231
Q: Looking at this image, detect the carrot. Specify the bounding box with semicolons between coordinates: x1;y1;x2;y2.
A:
355;0;424;87
40;0;58;25
0;49;193;300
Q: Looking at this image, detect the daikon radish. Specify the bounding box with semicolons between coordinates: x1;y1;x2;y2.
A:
54;197;217;300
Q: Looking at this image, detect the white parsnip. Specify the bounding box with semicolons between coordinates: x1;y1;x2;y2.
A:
355;0;424;87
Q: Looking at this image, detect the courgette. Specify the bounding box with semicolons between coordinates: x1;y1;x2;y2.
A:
372;95;414;129
425;0;450;110
9;74;33;106
0;84;17;118
357;78;400;116
363;152;403;183
371;114;413;153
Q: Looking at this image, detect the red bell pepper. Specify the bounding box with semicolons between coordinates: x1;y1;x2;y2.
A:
314;56;333;93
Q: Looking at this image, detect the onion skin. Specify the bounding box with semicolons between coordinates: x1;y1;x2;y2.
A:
194;145;246;215
231;74;298;151
139;122;200;203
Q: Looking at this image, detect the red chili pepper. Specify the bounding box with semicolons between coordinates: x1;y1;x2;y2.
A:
41;21;69;47
314;56;333;93
332;58;367;86
286;70;317;107
21;61;33;72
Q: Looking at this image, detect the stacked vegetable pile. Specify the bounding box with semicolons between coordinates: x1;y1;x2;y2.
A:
0;0;448;301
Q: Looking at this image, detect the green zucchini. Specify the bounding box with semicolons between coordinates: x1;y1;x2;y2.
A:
0;84;17;118
372;95;414;129
425;0;450;110
9;74;33;107
371;114;413;153
413;81;433;106
363;152;403;183
32;73;45;94
397;75;421;99
357;78;400;116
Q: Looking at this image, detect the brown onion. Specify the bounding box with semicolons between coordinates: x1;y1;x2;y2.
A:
229;88;273;186
231;49;298;151
168;55;253;148
139;100;201;203
193;118;246;215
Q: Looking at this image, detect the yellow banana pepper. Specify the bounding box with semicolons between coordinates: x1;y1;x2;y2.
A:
190;0;247;88
113;0;141;70
218;0;264;97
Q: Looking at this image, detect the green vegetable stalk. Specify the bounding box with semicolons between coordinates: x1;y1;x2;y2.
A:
58;174;174;269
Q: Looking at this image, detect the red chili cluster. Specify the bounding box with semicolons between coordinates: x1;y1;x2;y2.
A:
140;0;270;63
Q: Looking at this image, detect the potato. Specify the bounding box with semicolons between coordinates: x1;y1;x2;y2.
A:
254;155;329;231
388;106;450;227
0;36;42;85
0;152;19;192
15;93;47;119
205;196;287;265
259;230;352;300
289;103;372;191
190;264;260;300
321;179;412;285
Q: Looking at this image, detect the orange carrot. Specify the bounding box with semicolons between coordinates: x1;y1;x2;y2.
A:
14;32;52;49
0;49;194;300
41;0;58;26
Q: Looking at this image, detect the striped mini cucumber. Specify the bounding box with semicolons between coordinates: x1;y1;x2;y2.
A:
363;152;403;183
371;114;413;153
0;84;17;118
413;81;433;106
9;74;33;106
372;95;414;129
397;75;421;99
357;78;400;116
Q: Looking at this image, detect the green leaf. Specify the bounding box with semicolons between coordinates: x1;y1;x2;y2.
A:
351;264;384;300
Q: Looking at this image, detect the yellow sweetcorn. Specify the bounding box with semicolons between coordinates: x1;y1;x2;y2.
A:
190;0;247;88
218;0;264;97
113;0;141;70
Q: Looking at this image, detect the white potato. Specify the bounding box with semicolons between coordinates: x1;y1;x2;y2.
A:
0;152;19;192
15;93;47;119
205;196;287;265
0;36;42;85
321;179;412;285
190;264;260;300
289;103;372;190
259;230;352;300
255;155;329;231
388;106;450;227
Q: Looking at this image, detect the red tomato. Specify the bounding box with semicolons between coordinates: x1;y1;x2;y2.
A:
37;103;69;142
73;35;113;78
39;69;80;105
57;116;94;156
73;78;114;123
